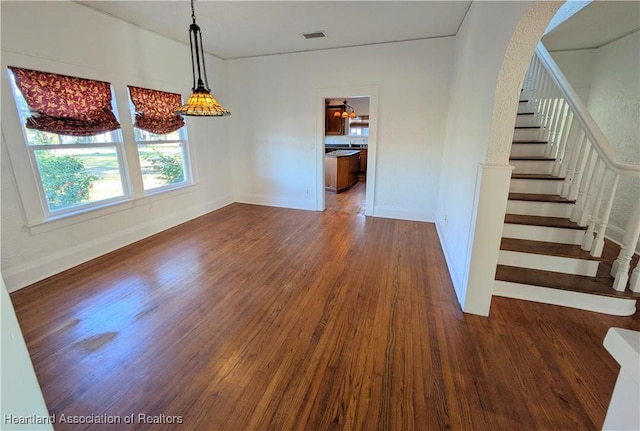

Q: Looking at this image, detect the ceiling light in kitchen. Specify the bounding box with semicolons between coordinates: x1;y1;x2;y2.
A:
333;99;357;119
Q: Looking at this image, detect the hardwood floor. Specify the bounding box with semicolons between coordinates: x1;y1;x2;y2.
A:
325;180;365;215
10;203;640;430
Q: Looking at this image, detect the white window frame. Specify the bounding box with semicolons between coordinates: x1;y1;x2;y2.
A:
7;70;132;221
127;89;193;196
132;134;193;196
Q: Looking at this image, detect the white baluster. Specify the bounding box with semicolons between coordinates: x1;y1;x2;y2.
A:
549;97;566;150
611;200;640;291
559;124;580;179
561;133;586;198
579;159;602;227
571;147;594;222
544;94;560;157
630;263;640;293
581;167;606;251
550;101;569;160
553;111;574;177
542;99;555;152
522;56;538;97
531;57;544;112
568;136;589;201
591;173;619;257
540;75;554;131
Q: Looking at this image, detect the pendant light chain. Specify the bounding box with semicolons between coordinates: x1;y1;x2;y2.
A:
176;0;230;116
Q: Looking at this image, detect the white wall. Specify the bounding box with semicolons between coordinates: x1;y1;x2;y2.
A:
226;38;454;221
436;0;559;314
0;2;233;291
587;31;640;239
1;275;53;430
549;49;596;104
436;1;533;310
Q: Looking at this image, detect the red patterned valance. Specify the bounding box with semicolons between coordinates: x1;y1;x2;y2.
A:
128;86;184;135
9;66;120;137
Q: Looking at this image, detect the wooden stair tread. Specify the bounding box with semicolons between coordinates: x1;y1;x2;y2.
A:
495;265;640;299
512;141;548;144
511;173;565;181
504;214;586;230
509;156;555;160
500;238;601;261
508;193;574;203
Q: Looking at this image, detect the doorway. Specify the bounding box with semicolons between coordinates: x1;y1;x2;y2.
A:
323;97;369;215
315;86;378;215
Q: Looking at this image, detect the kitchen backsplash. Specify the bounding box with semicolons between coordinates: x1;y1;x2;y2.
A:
325;136;368;147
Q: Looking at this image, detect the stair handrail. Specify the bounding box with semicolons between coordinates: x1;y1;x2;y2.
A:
528;42;640;292
535;43;640;178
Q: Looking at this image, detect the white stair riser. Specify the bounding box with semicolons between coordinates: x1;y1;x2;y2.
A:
518;101;536;114
511;160;554;175
515;115;541;127
514;128;547;141
493;281;637;316
498;250;599;277
510;144;547;158
507;200;573;218
502;223;584;245
509;179;563;195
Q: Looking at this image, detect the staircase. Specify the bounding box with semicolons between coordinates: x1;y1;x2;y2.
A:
493;43;640;316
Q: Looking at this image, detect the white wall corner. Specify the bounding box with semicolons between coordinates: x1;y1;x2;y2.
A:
234;193;316;212
463;163;513;316
435;221;466;307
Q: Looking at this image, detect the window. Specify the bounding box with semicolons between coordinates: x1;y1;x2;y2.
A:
127;86;191;193
7;68;196;226
8;67;129;216
348;115;369;136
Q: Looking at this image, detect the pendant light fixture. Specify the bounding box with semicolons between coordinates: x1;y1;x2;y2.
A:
332;99;356;119
176;0;230;117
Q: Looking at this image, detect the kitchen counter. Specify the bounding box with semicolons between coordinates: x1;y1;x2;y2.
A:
325;150;361;158
325;150;360;192
325;145;367;152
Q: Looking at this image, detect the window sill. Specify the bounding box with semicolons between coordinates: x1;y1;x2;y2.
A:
27;183;198;235
137;182;195;205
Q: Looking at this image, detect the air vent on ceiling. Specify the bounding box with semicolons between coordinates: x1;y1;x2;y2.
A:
302;31;326;39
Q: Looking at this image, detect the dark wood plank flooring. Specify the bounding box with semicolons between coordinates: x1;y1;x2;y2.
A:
10;203;640;430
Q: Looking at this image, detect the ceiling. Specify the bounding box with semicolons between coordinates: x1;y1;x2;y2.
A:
76;1;471;60
542;1;640;51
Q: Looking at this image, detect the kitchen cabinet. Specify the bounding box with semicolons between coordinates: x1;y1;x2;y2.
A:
359;149;368;174
324;150;360;192
325;103;344;135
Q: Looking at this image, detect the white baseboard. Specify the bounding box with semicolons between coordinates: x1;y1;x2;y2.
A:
3;195;233;292
493;280;637;316
373;205;435;223
234;193;316;212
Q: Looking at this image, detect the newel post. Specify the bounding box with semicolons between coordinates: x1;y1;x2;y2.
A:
611;200;640;291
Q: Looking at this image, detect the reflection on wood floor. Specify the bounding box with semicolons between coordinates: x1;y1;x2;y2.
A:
10;202;640;430
325;180;365;215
